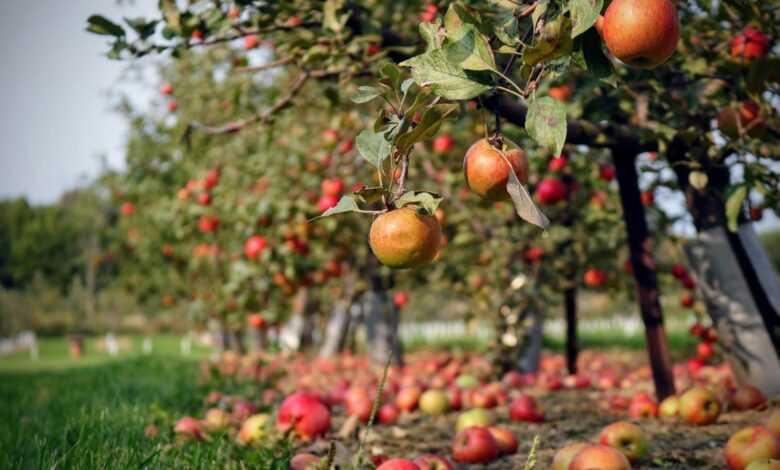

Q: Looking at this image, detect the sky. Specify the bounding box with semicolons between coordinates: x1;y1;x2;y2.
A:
0;1;776;232
0;0;156;204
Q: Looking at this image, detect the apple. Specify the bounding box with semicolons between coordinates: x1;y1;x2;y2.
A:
535;178;567;205
204;168;219;189
321;178;344;197
203;407;231;432
452;426;500;464
569;445;631;470
276;392;331;439
446;387;463;411
584;268;607;288
396;386;422;412
455;374;479;389
237;413;270;445
455;408;493;432
672;263;687;279
628;395;658;419
198;192;212;206
414;454;454;470
600;164;616;182
549;84;573;102
464;138;529;201
598;0;679;68
376;459;420;470
419;389;450;415
470;388;497;409
599;421;649;463
393;291;410;308
243;35;259;50
731;27;770;63
681;293;695;308
378;403;400;425
679;386;721;425
345;388;373;423
290;453;321;470
641;190;654;206
697;342;715;360
432;134;455;155
658;395;680;419
718;101;765;139
420;4;438;22
244;235;268;260
751;207;764;221
523;246;544;263
732;385;767;411
366;43;381;56
317;194;339;213
160;83;173;96
509;394;545;423
552;442;588;470
767;408;780;438
488;426;518;455
174;416;204;441
167;100;178;112
120;202;135;216
725;426;780;470
548;155;567;172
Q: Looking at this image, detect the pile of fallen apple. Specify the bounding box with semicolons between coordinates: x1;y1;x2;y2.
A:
163;333;780;470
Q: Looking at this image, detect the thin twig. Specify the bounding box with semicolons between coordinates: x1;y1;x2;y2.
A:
235;57;293;73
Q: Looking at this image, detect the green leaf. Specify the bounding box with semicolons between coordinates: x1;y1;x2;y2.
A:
725;185;747;232
86;15;125;37
445;24;496;72
581;28;614;79
689;171;709;190
323;0;350;33
124;17;158;40
569;0;603;38
525;97;567;156
493;9;520;46
380;63;403;90
522;16;573;66
394;191;443;215
353;186;385;205
356;129;391;168
418;21;442;52
396;103;459;153
352;86;381;104
400;48;492;100
504;154;550;230
312;196;361;220
158;0;181;31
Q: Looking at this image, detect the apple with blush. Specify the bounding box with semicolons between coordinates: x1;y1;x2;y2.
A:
452;426;500;464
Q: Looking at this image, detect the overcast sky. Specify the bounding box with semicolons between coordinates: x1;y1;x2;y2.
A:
0;0;156;204
0;1;776;232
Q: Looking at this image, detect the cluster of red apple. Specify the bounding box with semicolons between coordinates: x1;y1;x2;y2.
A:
164;347;780;468
160;82;177;113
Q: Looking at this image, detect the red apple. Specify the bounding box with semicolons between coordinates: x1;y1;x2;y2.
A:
290;453;321;470
276;392;331;439
414;454;454;470
160;83;173;95
396;386;422;412
378;403;400;425
167;100;178;112
628;395;658;419
244;235;268;260
509;394;545;423
452;426;500;464
174;416;204;440
376;459;420;470
569;445;631;470
120;202;135;216
584;268;607;288
535;178;567;205
198;192;212;206
679;386;721;425
552;442;588;470
598;0;680;68
393;291;410;308
321;178;344;197
725;426;780;470
317;194;339;213
731;27;770;63
432;134;455;155
600;164;616;182
641;190;654;206
488;426;518;455
203;407;231;432
548;155;567;172
731;385;766;411
243;35;260;50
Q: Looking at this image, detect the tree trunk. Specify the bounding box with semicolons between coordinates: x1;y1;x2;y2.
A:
84;233;98;326
668;135;780;395
564;287;578;375
281;288;317;351
516;307;544;373
613;149;676;400
363;287;403;367
320;297;354;357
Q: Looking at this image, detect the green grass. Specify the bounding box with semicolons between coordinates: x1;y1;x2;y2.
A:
0;336;292;470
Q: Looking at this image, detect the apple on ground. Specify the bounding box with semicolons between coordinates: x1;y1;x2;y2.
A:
276;392;331;439
509;394;545;423
552;442;588;470
569;444;631;470
731;385;767;411
679;386;721;425
455;408;493;432
414;454;455;470
376;458;421;470
419;389;450;415
599;421;649;463
237;414;270;445
724;426;780;470
290;453;321;470
488;426;518;455
452;426;500;464
658;395;680;419
745;460;780;470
